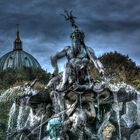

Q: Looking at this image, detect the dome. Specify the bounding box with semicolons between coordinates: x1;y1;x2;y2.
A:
0;27;41;70
0;50;41;70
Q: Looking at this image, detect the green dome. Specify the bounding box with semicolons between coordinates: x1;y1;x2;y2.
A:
0;29;41;70
0;50;41;70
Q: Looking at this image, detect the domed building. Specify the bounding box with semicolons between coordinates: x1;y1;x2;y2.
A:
0;28;41;70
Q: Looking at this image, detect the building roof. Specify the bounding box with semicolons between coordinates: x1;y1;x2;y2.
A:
0;26;41;70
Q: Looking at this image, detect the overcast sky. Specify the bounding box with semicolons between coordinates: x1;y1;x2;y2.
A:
0;0;140;72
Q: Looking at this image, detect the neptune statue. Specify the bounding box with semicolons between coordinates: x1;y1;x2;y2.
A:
51;10;104;92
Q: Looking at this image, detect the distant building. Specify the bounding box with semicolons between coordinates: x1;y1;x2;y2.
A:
0;27;41;70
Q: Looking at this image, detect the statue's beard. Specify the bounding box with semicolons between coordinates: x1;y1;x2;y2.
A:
72;40;81;56
72;44;81;57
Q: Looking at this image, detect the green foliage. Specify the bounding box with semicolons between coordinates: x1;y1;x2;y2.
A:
99;51;140;83
0;102;11;140
132;79;140;91
100;51;136;68
90;65;100;80
0;67;51;89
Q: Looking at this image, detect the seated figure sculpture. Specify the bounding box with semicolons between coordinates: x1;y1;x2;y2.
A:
51;15;104;91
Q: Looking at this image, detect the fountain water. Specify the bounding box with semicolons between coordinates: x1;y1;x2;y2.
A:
28;108;41;127
113;92;121;140
2;76;140;140
17;106;24;130
6;102;16;140
39;114;44;140
97;93;100;121
137;92;140;125
79;93;82;111
97;111;111;140
3;75;139;140
29;108;35;127
19;108;30;140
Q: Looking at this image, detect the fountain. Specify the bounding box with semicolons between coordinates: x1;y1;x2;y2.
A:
0;11;140;140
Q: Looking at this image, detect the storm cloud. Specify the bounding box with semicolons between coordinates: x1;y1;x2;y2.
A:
0;0;140;72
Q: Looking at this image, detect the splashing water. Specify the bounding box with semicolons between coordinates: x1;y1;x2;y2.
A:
93;81;104;122
24;112;30;127
4;76;140;140
0;86;21;103
97;93;100;121
17;106;30;129
98;111;111;140
113;92;121;140
109;81;140;129
79;131;84;140
39;114;44;140
7;102;16;137
79;94;82;111
137;92;140;125
29;108;40;127
19;110;30;140
109;81;138;93
0;84;38;103
17;106;24;130
87;68;92;85
29;108;35;127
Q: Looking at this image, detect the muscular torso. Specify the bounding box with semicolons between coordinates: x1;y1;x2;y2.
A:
51;44;103;75
66;46;89;64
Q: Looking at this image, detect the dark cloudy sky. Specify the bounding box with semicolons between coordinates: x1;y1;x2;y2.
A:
0;0;140;72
